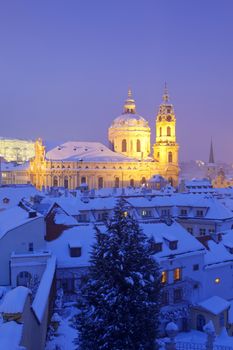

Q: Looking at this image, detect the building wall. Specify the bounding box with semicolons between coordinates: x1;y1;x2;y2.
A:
0;217;45;285
190;307;229;335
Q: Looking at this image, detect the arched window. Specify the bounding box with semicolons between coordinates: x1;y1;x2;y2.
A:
129;179;134;187
17;271;32;287
53;176;58;187
115;177;120;188
141;177;146;185
64;176;68;189
160;127;162;137
98;177;104;189
168;177;173;186
81;176;86;184
168;152;173;163
122;139;127;152
136;139;141;152
167;126;171;136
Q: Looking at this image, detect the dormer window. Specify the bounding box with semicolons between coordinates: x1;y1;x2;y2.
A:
141;209;152;218
169;240;178;250
151;242;163;253
180;209;187;216
196;210;204;217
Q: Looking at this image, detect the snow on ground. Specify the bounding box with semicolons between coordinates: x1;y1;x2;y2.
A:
45;304;79;350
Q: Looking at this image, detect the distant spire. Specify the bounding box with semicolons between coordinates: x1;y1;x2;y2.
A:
123;88;136;114
209;139;215;164
163;82;169;103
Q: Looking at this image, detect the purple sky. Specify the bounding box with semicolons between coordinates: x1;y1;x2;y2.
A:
0;0;233;162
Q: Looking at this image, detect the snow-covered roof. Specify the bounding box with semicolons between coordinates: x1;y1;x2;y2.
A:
204;240;233;267
32;255;56;323
197;296;230;315
45;141;136;162
0;206;42;240
0;185;39;210
0;286;31;314
0;321;23;350
47;221;204;268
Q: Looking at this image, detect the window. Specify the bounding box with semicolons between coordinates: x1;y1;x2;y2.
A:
187;227;193;235
161;271;167;284
160;127;162;137
209;228;215;234
196;210;204;217
169;241;178;250
173;288;183;303
17;271;32;287
193;264;199;271
98;177;104;189
151;242;163;253
70;247;82;257
64;176;68;189
174;268;182;282
78;214;88;222
168;152;173;163
157;152;160;159
199;228;206;236
28;242;34;252
180;209;187;216
167;126;171;136
115;177;120;188
122;139;127;152
136;139;141;152
161;209;170;217
129;179;134;187
197;314;206;331
141;177;146;185
81;176;86;184
161;291;169;306
53;176;58;187
97;212;108;221
141;209;151;217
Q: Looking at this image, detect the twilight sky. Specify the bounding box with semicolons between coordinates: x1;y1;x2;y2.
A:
0;0;233;162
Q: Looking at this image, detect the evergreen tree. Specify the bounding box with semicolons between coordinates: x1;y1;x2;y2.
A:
77;198;162;350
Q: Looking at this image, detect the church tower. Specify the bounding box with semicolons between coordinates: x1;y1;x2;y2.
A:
153;84;179;185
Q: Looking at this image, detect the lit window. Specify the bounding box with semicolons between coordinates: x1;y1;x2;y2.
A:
215;277;220;284
161;271;167;284
174;268;181;281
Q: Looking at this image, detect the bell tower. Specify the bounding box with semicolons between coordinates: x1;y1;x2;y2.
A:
153;84;179;185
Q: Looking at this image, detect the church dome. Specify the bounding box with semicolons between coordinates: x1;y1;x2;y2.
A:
110;89;149;129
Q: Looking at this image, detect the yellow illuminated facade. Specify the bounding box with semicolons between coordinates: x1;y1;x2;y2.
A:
0;138;35;163
108;89;151;160
153;85;179;185
29;88;179;190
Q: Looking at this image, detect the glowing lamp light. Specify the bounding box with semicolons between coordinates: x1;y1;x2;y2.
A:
215;277;220;284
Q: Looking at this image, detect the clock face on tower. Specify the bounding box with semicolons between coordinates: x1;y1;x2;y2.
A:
166;115;172;122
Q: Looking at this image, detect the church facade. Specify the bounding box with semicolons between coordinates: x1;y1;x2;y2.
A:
29;88;179;190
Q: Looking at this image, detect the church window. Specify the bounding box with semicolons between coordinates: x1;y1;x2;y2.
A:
129;179;134;187
160;127;162;137
141;177;146;185
122;139;127;152
64;176;68;189
98;177;104;189
81;176;86;184
53;176;58;187
115;177;120;188
167;126;171;136
168;152;173;163
137;139;141;152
